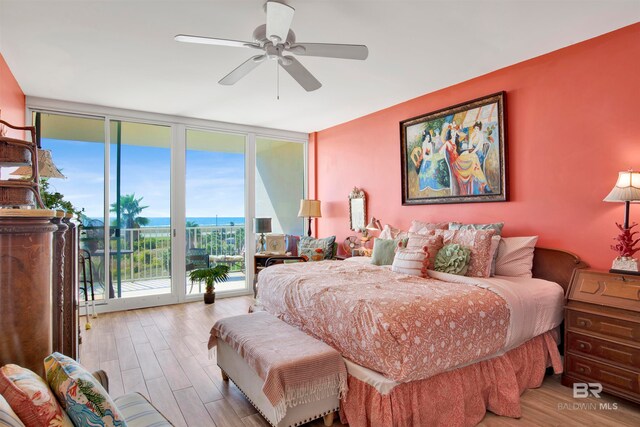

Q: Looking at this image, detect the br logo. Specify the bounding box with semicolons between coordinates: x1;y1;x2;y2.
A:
573;382;603;398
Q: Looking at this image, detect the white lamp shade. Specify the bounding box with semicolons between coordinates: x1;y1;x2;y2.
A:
297;199;321;218
604;171;640;203
10;149;66;179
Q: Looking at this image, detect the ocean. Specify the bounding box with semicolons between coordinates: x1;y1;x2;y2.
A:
90;217;246;227
149;217;245;227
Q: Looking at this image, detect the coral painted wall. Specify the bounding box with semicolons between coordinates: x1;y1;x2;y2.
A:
313;23;640;270
0;52;25;135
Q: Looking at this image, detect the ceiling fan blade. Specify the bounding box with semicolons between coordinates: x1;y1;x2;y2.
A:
219;55;266;85
266;1;295;43
289;43;368;60
175;34;260;49
280;56;321;92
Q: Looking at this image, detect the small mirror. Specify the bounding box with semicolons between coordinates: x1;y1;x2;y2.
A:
349;187;366;231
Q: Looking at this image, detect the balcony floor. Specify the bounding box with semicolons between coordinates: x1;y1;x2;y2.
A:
83;272;247;300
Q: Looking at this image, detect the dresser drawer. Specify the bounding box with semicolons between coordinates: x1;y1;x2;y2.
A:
566;309;640;343
568;270;640;311
567;332;640;370
566;354;640;395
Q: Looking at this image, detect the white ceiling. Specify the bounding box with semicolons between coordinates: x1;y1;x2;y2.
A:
1;1;638;133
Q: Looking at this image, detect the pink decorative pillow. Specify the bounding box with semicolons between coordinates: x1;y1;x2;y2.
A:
406;233;444;269
495;236;539;277
437;229;496;277
408;220;449;234
391;248;429;277
0;365;73;427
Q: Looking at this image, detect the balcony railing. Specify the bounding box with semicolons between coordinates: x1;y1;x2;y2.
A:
82;225;245;283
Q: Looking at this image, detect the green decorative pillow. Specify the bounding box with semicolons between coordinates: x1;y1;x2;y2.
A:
434;244;471;276
298;236;336;260
371;238;397;266
44;352;126;427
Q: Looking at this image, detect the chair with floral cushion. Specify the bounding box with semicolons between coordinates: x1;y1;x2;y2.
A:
0;355;172;427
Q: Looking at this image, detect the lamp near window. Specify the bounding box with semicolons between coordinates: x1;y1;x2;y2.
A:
11;149;66;179
298;199;321;237
604;170;640;273
254;217;272;253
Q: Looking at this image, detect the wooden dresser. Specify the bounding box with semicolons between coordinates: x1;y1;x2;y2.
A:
563;269;640;404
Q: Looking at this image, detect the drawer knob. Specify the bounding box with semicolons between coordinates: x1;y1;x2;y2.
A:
578;367;585;372
579;343;585;349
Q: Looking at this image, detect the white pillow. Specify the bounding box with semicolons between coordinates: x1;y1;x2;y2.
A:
379;224;408;240
489;235;501;276
495;236;538;277
391;248;428;277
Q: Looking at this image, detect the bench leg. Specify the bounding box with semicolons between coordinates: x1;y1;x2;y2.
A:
221;369;229;381
323;412;334;426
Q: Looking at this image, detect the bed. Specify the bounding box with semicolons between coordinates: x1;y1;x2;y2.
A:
255;247;587;426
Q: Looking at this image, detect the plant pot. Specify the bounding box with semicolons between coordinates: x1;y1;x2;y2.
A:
203;292;216;304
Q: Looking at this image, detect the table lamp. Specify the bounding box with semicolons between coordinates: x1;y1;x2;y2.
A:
604;170;640;273
298;199;321;237
254;217;272;253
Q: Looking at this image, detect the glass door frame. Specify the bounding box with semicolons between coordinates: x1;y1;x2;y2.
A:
26;99;308;313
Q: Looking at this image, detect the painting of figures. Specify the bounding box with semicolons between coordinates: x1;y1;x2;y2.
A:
400;92;507;205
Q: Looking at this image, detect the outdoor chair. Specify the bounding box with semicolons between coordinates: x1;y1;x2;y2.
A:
186;247;210;294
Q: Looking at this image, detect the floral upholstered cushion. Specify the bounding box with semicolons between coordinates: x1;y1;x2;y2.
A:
0;394;26;427
0;364;73;427
44;353;126;427
299;236;336;260
299;247;325;261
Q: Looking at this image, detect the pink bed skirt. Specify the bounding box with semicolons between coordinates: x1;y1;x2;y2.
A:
339;329;563;427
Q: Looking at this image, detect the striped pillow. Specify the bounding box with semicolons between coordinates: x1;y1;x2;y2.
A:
495;236;539;277
0;394;25;427
406;233;444;269
391;248;429;277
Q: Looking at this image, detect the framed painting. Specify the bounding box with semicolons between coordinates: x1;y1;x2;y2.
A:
400;92;507;205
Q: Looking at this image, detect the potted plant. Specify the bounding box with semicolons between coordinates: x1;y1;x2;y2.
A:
188;264;230;304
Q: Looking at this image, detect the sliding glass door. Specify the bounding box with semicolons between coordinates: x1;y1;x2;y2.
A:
184;129;247;296
109;120;173;300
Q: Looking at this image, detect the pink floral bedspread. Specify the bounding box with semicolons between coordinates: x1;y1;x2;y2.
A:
257;261;510;383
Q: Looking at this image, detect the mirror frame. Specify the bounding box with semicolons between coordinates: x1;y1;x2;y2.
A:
348;187;367;231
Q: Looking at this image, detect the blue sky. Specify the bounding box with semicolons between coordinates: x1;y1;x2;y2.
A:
43;138;245;219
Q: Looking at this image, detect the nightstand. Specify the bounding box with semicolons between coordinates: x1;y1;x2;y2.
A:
562;269;640;404
253;254;303;296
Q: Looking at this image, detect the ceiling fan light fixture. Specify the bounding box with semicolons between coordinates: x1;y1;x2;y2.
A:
279;56;293;66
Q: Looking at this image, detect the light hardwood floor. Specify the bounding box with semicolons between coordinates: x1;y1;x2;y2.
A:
79;297;640;427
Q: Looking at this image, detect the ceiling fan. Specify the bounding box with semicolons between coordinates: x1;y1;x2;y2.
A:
174;0;368;92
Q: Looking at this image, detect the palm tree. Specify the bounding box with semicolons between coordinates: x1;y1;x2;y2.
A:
110;193;150;229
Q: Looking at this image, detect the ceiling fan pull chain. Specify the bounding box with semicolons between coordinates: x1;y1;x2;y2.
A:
277;61;280;100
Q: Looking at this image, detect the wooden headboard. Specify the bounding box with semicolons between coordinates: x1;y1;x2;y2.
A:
532;247;588;293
